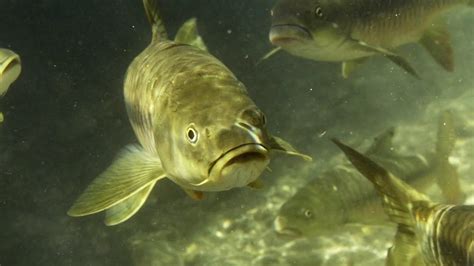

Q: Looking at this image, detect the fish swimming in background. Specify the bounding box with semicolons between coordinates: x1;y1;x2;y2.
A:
334;139;473;266
0;48;21;123
267;0;474;78
67;0;310;226
274;111;465;237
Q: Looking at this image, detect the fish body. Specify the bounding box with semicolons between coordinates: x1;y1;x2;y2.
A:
68;0;309;226
0;48;21;97
269;0;474;77
275;111;464;237
334;139;474;266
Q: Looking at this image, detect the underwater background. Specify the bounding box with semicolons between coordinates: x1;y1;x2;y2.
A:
0;0;473;265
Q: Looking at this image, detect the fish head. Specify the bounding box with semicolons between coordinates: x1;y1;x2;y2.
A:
269;0;351;61
0;48;21;96
159;80;271;191
274;182;342;237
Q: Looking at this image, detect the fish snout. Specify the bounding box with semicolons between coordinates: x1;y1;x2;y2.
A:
269;24;312;46
273;215;302;237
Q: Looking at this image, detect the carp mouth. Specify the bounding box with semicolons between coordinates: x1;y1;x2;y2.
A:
269;24;312;46
206;143;270;187
273;215;303;238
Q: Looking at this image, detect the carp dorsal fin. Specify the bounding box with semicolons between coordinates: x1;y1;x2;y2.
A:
174;18;208;51
68;145;167;225
420;22;454;72
365;127;396;156
332;139;430;227
353;40;420;79
143;0;168;42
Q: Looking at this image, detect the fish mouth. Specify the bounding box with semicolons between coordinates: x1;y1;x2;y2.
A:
273;216;303;238
269;24;312;46
207;143;270;186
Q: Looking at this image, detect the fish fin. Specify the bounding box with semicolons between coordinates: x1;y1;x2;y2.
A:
341;57;367;78
143;0;168;42
68;145;166;220
174;18;208;51
269;136;312;161
433;110;465;204
355;41;420;79
256;47;282;65
104;181;157;226
386;226;422;266
420;22;454;72
247;178;264;189
332;139;430;228
365;126;396;156
183;189;205;200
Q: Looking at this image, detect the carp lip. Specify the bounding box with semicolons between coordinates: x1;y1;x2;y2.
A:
269;24;312;46
273;215;303;238
208;143;269;177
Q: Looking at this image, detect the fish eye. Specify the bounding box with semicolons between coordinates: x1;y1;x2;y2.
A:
186;126;198;144
314;6;323;17
303;209;312;218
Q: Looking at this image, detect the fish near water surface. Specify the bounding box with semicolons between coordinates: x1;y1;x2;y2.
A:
0;48;21;123
67;0;310;226
268;0;474;78
274;111;465;237
334;139;473;266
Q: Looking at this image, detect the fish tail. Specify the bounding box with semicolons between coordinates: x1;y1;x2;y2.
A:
143;0;168;42
434;110;465;204
68;144;166;225
332;139;429;228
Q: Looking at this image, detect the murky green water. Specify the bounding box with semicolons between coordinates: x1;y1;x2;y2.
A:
1;1;472;265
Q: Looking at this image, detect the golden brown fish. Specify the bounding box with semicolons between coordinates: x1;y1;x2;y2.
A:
68;0;310;226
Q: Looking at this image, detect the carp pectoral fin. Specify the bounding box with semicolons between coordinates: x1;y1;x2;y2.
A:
247;178;264;189
183;189;204;200
174;18;208;51
269;136;312;161
354;40;420;79
420;23;454;72
434;110;466;204
386;227;421;266
104;181;157;226
341;58;367;79
67;144;166;224
256;47;282;65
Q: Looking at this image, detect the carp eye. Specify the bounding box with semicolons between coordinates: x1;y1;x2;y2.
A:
303;209;312;218
186;127;198;144
314;6;323;17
